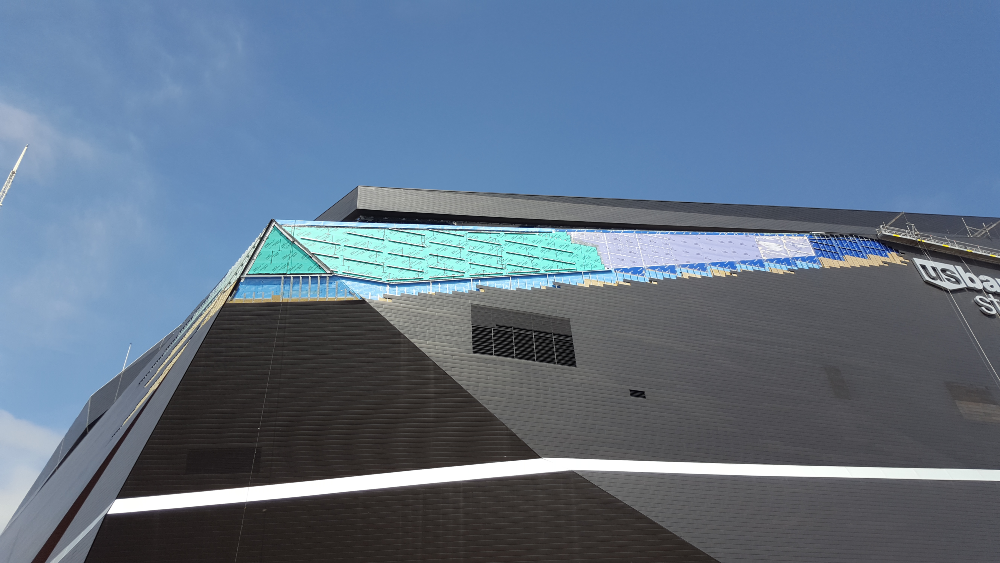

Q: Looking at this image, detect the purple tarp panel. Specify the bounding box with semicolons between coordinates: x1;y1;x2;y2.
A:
571;231;813;270
635;234;676;266
604;232;645;268
665;234;761;265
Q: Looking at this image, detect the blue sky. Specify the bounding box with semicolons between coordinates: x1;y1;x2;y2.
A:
0;0;998;524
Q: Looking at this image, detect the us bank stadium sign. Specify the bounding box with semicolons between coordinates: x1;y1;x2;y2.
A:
913;257;1000;316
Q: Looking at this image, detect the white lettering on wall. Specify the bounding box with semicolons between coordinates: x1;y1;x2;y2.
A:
912;257;1000;316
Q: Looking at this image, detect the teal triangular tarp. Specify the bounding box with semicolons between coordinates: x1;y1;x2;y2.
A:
248;227;327;275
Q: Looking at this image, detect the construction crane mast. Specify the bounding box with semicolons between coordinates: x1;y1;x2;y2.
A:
0;144;28;208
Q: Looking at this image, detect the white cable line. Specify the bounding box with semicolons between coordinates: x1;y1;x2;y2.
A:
121;343;132;372
923;248;1000;388
233;292;285;562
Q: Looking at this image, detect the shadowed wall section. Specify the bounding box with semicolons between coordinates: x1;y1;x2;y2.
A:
367;256;1000;562
89;473;718;563
117;300;539;498
88;300;716;561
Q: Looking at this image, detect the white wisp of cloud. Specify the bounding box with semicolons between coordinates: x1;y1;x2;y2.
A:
0;409;61;530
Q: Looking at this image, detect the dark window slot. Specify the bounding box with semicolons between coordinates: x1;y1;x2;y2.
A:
471;306;575;367
185;447;261;475
472;326;575;367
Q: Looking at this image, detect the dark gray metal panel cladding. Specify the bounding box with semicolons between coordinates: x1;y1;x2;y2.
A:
471;304;572;334
580;471;1000;563
87;473;718;563
317;186;1000;243
373;261;1000;468
117;300;538;499
904;247;1000;371
369;257;1000;559
313;186;359;224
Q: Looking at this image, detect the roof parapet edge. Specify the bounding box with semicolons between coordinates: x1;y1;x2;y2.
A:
315;186;360;221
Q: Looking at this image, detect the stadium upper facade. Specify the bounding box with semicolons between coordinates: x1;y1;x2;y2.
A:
4;186;1000;563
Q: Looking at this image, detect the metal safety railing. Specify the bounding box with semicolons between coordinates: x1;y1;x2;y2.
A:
876;224;1000;264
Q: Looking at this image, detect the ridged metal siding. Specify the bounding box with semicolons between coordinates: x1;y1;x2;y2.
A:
87;300;718;562
90;474;717;562
10;183;1000;561
118;300;538;499
581;471;1000;563
368;251;1000;561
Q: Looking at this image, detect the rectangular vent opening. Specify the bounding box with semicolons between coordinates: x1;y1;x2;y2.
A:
471;305;575;367
185;447;261;475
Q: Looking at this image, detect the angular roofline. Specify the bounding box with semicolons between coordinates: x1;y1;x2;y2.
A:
324;185;901;216
316;186;1000;246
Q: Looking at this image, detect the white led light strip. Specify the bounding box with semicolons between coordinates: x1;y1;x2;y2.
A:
108;458;1000;515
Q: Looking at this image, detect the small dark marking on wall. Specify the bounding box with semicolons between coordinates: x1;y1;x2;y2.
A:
185;447;261;475
825;366;851;400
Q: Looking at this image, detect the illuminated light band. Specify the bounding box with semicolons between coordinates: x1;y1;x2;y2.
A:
107;458;1000;515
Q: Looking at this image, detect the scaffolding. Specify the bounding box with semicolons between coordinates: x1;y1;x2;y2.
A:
962;217;1000;239
877;223;1000;265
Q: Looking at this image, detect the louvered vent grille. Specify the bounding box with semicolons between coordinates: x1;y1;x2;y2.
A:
471;305;576;367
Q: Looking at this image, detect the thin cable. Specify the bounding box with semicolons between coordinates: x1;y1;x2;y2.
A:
233;297;285;562
921;247;1000;389
955;255;1000;386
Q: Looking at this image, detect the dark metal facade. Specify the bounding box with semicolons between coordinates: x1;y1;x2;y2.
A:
87;300;715;562
318;186;1000;246
4;188;1000;562
117;301;539;499
368;249;1000;561
92;473;716;563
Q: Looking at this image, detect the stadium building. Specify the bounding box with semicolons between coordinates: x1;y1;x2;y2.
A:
4;186;1000;562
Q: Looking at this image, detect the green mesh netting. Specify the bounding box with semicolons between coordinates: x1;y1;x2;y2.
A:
247;227;327;275
252;225;606;281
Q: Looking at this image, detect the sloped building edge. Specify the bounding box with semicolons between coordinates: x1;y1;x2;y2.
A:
4;332;177;533
318;186;1000;244
48;311;218;563
1;223;266;562
80;297;722;561
109;297;542;502
360;295;726;556
0;311;220;563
